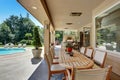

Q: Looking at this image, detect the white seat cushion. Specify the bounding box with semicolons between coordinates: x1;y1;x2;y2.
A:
92;64;101;69
85;48;93;58
93;50;106;65
80;47;86;54
51;64;66;71
53;59;59;63
73;66;110;80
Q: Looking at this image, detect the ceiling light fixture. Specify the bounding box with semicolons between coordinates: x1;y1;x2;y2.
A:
66;23;73;25
64;28;68;29
32;6;37;10
70;12;82;16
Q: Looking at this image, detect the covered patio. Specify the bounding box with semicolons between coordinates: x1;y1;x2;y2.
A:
17;0;120;80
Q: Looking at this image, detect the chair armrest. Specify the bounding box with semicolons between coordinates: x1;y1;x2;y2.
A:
66;69;72;80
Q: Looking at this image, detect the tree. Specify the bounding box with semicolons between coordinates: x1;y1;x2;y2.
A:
3;14;35;43
4;15;20;43
16;15;35;42
39;27;44;44
55;31;63;43
55;34;60;40
4;15;19;34
0;23;11;44
25;33;32;44
0;14;44;45
25;33;32;40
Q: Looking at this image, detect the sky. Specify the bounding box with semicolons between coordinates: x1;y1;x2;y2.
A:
0;0;43;27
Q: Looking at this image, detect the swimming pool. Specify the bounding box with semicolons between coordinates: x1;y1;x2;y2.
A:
0;48;25;55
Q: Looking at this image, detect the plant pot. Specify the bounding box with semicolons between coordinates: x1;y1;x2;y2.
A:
32;48;42;58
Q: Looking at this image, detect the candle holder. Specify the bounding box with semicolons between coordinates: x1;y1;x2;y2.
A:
70;52;73;56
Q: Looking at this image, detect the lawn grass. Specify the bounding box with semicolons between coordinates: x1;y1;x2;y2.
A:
0;45;3;47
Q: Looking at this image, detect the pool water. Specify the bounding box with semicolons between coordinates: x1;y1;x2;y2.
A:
0;48;25;55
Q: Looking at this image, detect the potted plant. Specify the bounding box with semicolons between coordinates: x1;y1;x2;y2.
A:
32;26;42;58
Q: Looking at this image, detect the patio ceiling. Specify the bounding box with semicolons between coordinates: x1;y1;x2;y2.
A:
17;0;105;30
17;0;50;25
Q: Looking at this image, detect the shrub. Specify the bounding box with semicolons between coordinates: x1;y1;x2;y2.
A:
20;39;26;44
32;26;42;49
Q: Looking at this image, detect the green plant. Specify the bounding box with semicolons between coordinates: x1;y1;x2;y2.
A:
33;26;42;49
20;39;26;44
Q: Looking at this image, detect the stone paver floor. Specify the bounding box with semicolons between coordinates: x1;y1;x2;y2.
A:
0;48;43;80
0;45;69;80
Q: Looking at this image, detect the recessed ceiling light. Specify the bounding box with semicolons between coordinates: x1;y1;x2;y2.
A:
64;28;68;29
32;6;37;10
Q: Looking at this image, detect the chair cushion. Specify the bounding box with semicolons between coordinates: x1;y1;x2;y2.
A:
54;56;59;59
53;59;59;64
93;50;106;65
53;59;59;62
80;47;85;54
74;66;110;80
85;48;93;58
51;64;66;72
92;64;101;69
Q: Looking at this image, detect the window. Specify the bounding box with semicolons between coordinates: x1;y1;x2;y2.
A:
96;4;120;52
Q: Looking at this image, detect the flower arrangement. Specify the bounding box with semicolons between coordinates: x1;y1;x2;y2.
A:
66;42;73;52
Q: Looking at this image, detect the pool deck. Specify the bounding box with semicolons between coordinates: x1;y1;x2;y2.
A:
1;46;119;80
0;48;46;80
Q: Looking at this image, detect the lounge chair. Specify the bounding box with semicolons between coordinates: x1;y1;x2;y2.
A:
4;44;9;48
18;44;22;48
9;43;14;48
22;44;26;48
